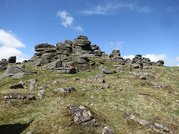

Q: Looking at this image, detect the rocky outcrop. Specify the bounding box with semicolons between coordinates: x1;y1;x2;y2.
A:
109;51;164;67
30;35;104;72
131;54;164;67
109;50;125;65
30;36;164;73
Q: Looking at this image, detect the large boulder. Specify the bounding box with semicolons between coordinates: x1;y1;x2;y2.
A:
0;59;8;70
154;60;164;66
0;65;30;79
8;56;16;63
68;105;94;124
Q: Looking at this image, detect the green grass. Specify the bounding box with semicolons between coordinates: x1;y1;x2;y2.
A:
0;64;179;134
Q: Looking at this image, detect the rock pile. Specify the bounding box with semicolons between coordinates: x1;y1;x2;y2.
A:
29;35;164;73
109;51;164;67
31;35;104;72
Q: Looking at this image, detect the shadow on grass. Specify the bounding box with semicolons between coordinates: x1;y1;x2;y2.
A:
0;121;32;134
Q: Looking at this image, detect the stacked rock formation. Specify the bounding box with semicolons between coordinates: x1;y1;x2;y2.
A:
30;35;164;73
109;50;125;65
30;35;104;73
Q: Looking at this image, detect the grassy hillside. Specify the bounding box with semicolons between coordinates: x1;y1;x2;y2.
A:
0;61;179;134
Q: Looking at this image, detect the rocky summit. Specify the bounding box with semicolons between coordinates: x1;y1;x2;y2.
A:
29;35;164;73
0;35;178;134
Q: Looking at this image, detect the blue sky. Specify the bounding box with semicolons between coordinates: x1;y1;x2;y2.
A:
0;0;179;66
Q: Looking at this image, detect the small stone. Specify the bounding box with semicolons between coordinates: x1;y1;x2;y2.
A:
102;127;115;134
53;87;76;93
38;88;45;99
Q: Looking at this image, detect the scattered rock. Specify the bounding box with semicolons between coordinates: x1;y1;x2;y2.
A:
10;82;24;89
101;68;116;74
132;71;155;80
55;67;77;74
28;79;38;90
102;127;115;134
54;87;76;93
124;113;172;134
3;93;36;100
38;88;45;99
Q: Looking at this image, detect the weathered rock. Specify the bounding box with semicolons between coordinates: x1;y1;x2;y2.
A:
55;67;77;74
102;127;115;134
0;59;8;70
124;113;172;134
131;54;164;67
0;65;29;79
154;60;164;66
131;63;142;69
10;82;24;89
125;58;132;65
28;79;37;90
8;56;16;63
101;68;116;74
35;43;56;52
37;88;45;99
53;87;76;93
132;71;155;80
68;105;94;124
77;35;88;40
109;50;121;59
3;93;36;100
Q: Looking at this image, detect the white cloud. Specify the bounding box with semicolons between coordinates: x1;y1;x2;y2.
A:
57;10;83;32
82;2;152;15
82;3;121;15
0;29;27;62
108;41;124;49
57;11;74;28
123;55;135;60
175;56;179;61
143;54;167;62
0;29;25;48
102;41;124;54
